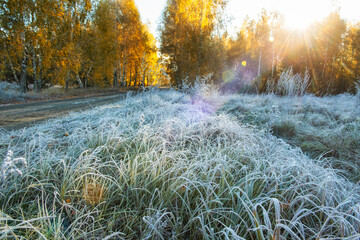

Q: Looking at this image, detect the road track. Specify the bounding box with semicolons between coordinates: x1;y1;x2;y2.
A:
0;93;126;131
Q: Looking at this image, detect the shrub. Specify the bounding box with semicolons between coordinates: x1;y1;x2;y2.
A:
267;68;310;97
0;81;26;103
355;80;360;104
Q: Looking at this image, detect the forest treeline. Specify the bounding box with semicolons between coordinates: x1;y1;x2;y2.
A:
0;0;167;92
1;0;359;95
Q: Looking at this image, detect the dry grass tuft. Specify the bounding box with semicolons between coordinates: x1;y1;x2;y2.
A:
82;178;107;205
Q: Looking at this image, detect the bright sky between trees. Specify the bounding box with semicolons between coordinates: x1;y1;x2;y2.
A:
134;0;360;38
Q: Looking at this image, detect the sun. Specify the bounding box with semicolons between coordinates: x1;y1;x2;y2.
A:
281;0;332;30
285;14;314;30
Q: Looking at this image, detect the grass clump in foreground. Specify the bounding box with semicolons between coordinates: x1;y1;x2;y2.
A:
0;84;359;239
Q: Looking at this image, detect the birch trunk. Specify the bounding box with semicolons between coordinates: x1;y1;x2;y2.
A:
33;51;38;92
121;55;127;86
20;52;28;93
257;45;262;78
142;70;146;87
85;66;92;88
4;44;19;83
76;72;84;88
113;68;117;88
38;54;42;91
134;67;138;87
66;71;70;90
129;67;132;87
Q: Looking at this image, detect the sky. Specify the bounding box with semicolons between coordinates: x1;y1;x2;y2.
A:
134;0;360;39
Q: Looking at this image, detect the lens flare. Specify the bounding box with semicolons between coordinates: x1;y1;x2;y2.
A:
222;70;235;83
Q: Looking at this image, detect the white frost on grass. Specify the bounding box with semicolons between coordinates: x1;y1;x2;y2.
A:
0;150;27;182
222;93;360;181
266;68;310;97
0;85;359;239
0;81;33;104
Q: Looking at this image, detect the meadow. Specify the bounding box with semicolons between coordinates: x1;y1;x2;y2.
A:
0;83;359;239
222;93;360;182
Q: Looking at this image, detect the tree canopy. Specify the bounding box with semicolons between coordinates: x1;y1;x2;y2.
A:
0;0;160;92
0;0;359;95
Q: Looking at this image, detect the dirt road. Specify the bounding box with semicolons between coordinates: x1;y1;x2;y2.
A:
0;93;126;131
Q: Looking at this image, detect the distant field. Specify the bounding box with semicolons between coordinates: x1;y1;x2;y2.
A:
0;85;359;239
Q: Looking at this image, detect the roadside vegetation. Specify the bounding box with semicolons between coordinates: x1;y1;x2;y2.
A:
0;82;32;104
0;82;359;239
0;81;132;105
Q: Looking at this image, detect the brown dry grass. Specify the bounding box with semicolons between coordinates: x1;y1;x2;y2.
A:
82;178;107;205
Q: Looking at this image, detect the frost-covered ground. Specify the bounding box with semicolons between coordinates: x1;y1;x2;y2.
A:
0;81;126;105
0;85;359;239
222;93;360;182
0;82;30;104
